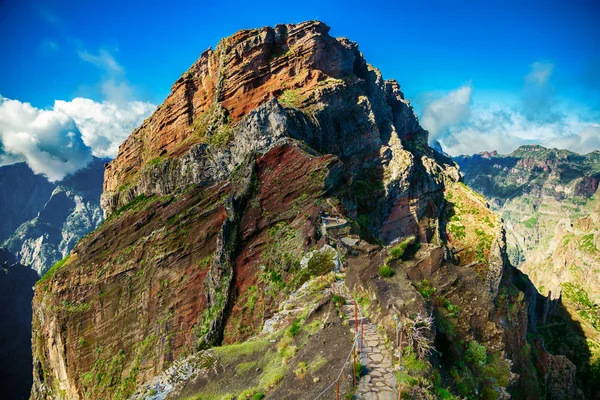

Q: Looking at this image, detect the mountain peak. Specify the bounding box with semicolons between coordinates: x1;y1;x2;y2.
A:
101;21;428;215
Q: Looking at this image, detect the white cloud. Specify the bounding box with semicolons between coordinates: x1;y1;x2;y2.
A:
77;49;141;104
546;124;600;154
78;49;124;74
435;102;598;156
420;61;600;157
54;98;155;158
0;48;155;181
0;96;92;181
0;96;155;181
39;39;59;54
525;61;553;85
420;84;472;140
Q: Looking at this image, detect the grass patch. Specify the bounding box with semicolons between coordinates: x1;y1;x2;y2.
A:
388;236;419;260
294;362;308;379
580;233;599;254
236;361;258;375
522;216;538;229
278;89;301;108
287;318;302;337
379;264;394;278
308;354;327;373
214;338;271;365
109;194;160;221
209;124;231;149
38;254;71;284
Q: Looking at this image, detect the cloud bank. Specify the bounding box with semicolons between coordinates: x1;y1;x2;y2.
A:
54;98;155;158
421;63;600;156
421;84;472;139
0;96;154;181
0;48;155;181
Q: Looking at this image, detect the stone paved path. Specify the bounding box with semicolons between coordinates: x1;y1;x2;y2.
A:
332;281;398;400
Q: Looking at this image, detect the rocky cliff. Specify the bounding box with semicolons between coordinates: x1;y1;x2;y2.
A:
2;157;106;275
31;22;578;400
457;145;600;397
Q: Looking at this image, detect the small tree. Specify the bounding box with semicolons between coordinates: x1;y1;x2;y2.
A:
404;313;434;359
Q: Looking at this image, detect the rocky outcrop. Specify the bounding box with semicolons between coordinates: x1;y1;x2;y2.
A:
100;21;436;220
3;158;105;275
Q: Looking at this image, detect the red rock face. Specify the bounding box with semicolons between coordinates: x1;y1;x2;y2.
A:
224;145;341;343
103;21;360;193
31;187;228;399
575;175;599;197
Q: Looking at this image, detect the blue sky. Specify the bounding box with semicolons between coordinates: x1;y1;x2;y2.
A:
1;0;600;179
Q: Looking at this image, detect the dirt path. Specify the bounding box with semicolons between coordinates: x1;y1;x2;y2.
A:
331;281;398;400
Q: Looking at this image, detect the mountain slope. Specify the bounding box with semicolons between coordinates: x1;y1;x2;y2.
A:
31;22;580;400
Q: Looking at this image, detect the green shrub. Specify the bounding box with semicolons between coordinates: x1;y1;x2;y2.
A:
379;265;394;278
414;280;436;300
465;340;487;366
253;393;265;400
450;365;476;398
357;214;371;228
482;352;512;388
389;236;418;260
294;362;308;379
355;362;364;380
332;294;345;306
292;250;334;288
436;388;457;400
287;318;301;337
439;296;461;317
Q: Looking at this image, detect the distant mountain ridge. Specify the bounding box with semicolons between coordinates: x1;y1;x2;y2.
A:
456;144;600;395
0;157;107;274
0;163;55;244
455;144;600;265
